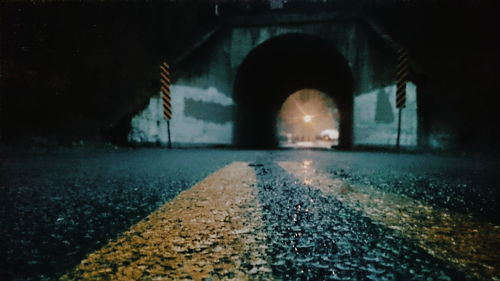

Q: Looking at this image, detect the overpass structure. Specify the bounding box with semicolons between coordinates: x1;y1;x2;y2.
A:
129;10;418;148
2;1;499;152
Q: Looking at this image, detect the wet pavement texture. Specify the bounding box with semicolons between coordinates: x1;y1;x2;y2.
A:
0;149;251;280
306;151;500;224
1;148;499;280
254;161;465;281
60;162;272;281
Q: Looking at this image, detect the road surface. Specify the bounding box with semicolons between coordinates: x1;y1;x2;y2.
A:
1;148;499;280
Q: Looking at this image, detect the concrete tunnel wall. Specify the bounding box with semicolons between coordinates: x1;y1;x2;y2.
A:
128;21;417;147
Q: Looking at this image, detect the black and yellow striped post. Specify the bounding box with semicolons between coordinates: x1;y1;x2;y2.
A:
396;47;409;109
160;62;172;148
396;47;409;149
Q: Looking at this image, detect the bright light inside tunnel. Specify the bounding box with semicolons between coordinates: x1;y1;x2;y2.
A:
277;89;339;148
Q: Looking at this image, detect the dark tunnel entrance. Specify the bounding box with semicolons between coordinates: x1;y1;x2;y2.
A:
233;34;354;149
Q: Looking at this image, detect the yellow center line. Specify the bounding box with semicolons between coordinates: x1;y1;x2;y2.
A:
279;161;500;281
61;162;273;281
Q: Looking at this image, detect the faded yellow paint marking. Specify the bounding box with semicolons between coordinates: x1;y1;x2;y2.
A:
279;160;500;281
61;162;272;281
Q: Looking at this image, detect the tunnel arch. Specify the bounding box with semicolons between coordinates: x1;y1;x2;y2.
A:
233;33;354;148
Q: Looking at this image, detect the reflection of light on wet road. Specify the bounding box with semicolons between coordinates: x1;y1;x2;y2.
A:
281;140;334;148
279;161;500;281
61;162;272;281
302;160;313;185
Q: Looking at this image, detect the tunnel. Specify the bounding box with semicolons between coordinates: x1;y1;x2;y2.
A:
277;89;340;148
233;33;354;149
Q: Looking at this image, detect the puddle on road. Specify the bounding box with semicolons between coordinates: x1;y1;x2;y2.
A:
280;160;500;281
60;162;272;281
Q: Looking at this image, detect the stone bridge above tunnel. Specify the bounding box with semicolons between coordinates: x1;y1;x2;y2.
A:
129;14;418;148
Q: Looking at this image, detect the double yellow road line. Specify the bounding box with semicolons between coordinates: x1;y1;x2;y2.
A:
61;161;500;280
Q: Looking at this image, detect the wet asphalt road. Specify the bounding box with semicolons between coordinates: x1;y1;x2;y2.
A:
254;162;463;281
0;148;498;280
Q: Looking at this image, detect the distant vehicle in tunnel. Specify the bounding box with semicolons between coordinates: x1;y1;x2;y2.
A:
320;129;339;141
